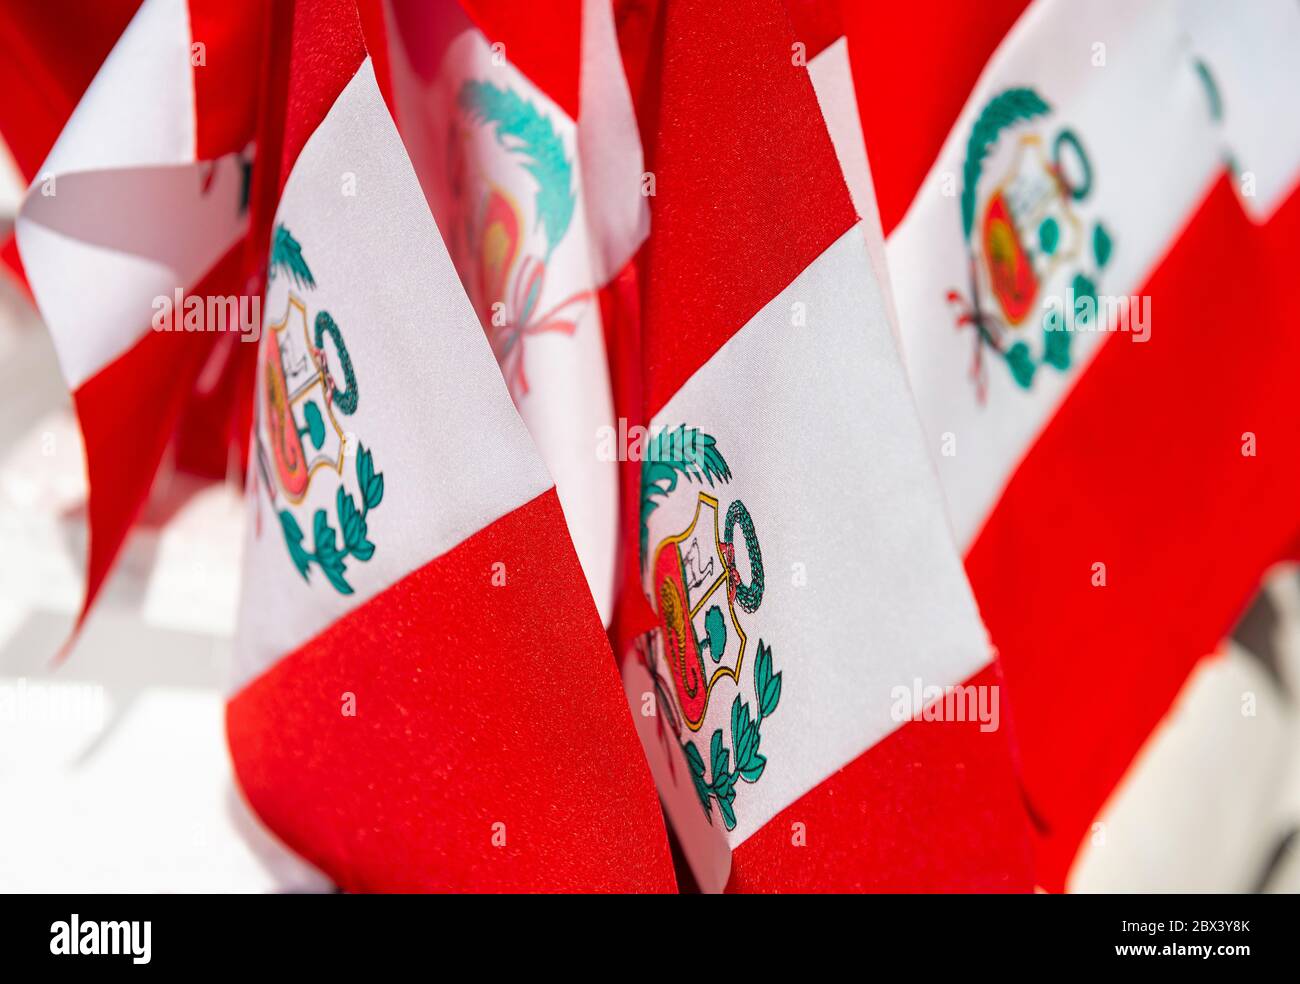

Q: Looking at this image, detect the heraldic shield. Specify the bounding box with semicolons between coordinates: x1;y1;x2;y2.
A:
261;293;355;504
652;492;765;732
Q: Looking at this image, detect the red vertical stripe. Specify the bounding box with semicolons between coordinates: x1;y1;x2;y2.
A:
782;0;842;61
456;0;582;118
0;0;140;180
278;0;368;196
174;0;281;480
356;0;397;116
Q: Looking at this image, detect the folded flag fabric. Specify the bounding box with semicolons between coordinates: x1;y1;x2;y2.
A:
225;1;675;892
848;0;1300;888
11;0;265;624
0;0;141;292
609;0;1033;892
0;0;141;182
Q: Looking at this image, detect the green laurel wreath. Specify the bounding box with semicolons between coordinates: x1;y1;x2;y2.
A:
313;311;359;416
723;499;764;613
684;641;782;831
639;425;732;568
458;79;575;257
278;443;384;595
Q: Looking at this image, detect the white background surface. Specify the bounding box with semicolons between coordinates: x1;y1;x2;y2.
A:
0;266;327;892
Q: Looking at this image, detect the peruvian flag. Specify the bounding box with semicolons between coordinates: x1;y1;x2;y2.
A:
365;0;649;627
610;0;1033;892
845;0;1300;889
11;0;266;626
225;0;675;892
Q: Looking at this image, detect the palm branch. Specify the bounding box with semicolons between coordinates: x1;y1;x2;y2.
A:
640;425;731;565
458;79;575;257
270;224;315;289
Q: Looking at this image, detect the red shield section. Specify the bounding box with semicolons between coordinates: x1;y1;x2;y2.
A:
262;338;309;500
982;190;1038;324
653;543;708;730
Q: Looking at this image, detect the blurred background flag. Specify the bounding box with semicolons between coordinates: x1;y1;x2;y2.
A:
10;0;266;629
0;0;141;293
845;0;1300;889
370;0;648;628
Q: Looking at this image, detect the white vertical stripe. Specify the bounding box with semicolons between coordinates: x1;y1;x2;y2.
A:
381;19;622;623
1181;0;1300;221
808;37;901;347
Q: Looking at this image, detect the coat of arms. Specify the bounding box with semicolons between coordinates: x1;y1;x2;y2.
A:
448;78;591;397
638;426;782;832
948;87;1114;397
255;224;385;595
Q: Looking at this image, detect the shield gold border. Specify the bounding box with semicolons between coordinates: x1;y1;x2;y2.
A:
651;492;749;732
264;293;346;506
